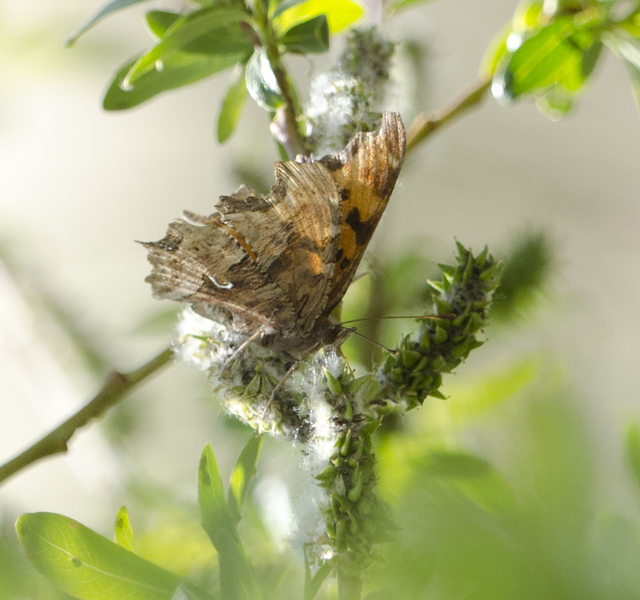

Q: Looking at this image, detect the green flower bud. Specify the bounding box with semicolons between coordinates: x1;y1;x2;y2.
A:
325;369;343;395
433;326;448;344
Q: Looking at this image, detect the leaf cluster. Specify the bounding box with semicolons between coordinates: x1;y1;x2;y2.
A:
484;0;640;116
68;0;363;141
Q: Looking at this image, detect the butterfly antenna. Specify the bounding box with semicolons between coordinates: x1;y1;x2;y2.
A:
219;327;266;374
341;326;397;354
341;314;453;325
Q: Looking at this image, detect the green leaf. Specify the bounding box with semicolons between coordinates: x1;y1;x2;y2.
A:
146;10;181;39
227;435;263;522
114;506;136;553
304;559;332;600
605;32;640;113
16;512;186;600
498;17;582;99
125;7;250;86
273;0;363;35
198;445;262;600
280;14;329;54
218;65;248;142
273;0;308;18
387;0;437;13
245;48;283;109
172;582;218;600
625;422;640;491
104;51;246;110
66;0;153;46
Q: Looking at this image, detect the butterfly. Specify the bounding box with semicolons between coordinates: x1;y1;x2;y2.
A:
143;112;405;357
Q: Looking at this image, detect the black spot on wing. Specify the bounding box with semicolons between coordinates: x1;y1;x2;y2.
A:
152;233;182;252
339;187;350;202
319;156;343;172
336;248;344;261
340;256;351;270
345;207;377;246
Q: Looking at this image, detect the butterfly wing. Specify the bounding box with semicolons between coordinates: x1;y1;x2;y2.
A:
320;112;406;315
143;161;342;336
143;215;296;331
214;161;342;335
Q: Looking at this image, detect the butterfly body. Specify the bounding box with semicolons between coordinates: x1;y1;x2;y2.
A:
144;112;405;357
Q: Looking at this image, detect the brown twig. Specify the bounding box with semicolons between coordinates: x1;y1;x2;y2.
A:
0;347;174;486
405;76;492;154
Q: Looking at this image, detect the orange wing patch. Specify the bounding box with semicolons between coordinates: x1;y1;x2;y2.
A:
321;112;406;314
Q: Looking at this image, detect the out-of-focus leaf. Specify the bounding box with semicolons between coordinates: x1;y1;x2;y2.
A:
491;231;553;321
443;356;542;424
134;307;182;334
625;421;640;491
536;87;575;118
605;31;640;113
16;512;185;600
198;445;262;600
422;452;492;478
273;0;363;35
227;435;263;523
273;0;308;17
104;51;246;110
245;48;283;109
114;506;136;553
387;0;437;13
280;14;329;54
498;17;581;99
124;7;250;86
171;582;218;600
146;10;181;39
304;558;332;600
481;23;513;76
66;0;153;46
218;64;249;143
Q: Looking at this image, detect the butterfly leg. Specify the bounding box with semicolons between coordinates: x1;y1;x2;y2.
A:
219;327;267;373
260;362;298;427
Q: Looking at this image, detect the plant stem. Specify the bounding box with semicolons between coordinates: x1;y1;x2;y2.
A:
258;15;306;157
0;347;174;487
405;76;492;154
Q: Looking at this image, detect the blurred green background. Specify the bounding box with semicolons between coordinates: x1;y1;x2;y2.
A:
2;0;640;598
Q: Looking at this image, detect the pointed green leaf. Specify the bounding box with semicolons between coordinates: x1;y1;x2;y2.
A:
114;506;136;553
16;512;185;600
605;32;640;113
67;0;153;46
227;435;263;522
218;64;249;143
280;14;329;54
198;445;262;600
146;10;181;39
273;0;363;35
125;7;250;86
304;558;332;600
273;0;308;18
387;0;437;13
104;51;246;110
497;17;581;99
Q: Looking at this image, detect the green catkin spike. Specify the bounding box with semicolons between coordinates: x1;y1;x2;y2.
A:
340;429;352;456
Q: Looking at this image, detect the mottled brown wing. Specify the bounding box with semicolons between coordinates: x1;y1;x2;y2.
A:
142;217;297;332
213;161;342;334
319;112;406;315
144;160;342;336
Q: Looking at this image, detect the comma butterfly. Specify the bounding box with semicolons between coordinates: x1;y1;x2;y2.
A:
143;112;405;356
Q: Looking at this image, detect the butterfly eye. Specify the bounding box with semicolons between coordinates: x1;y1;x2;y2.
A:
209;275;234;290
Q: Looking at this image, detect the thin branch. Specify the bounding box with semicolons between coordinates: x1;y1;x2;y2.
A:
405;76;492;154
257;14;306;158
0;347;174;487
